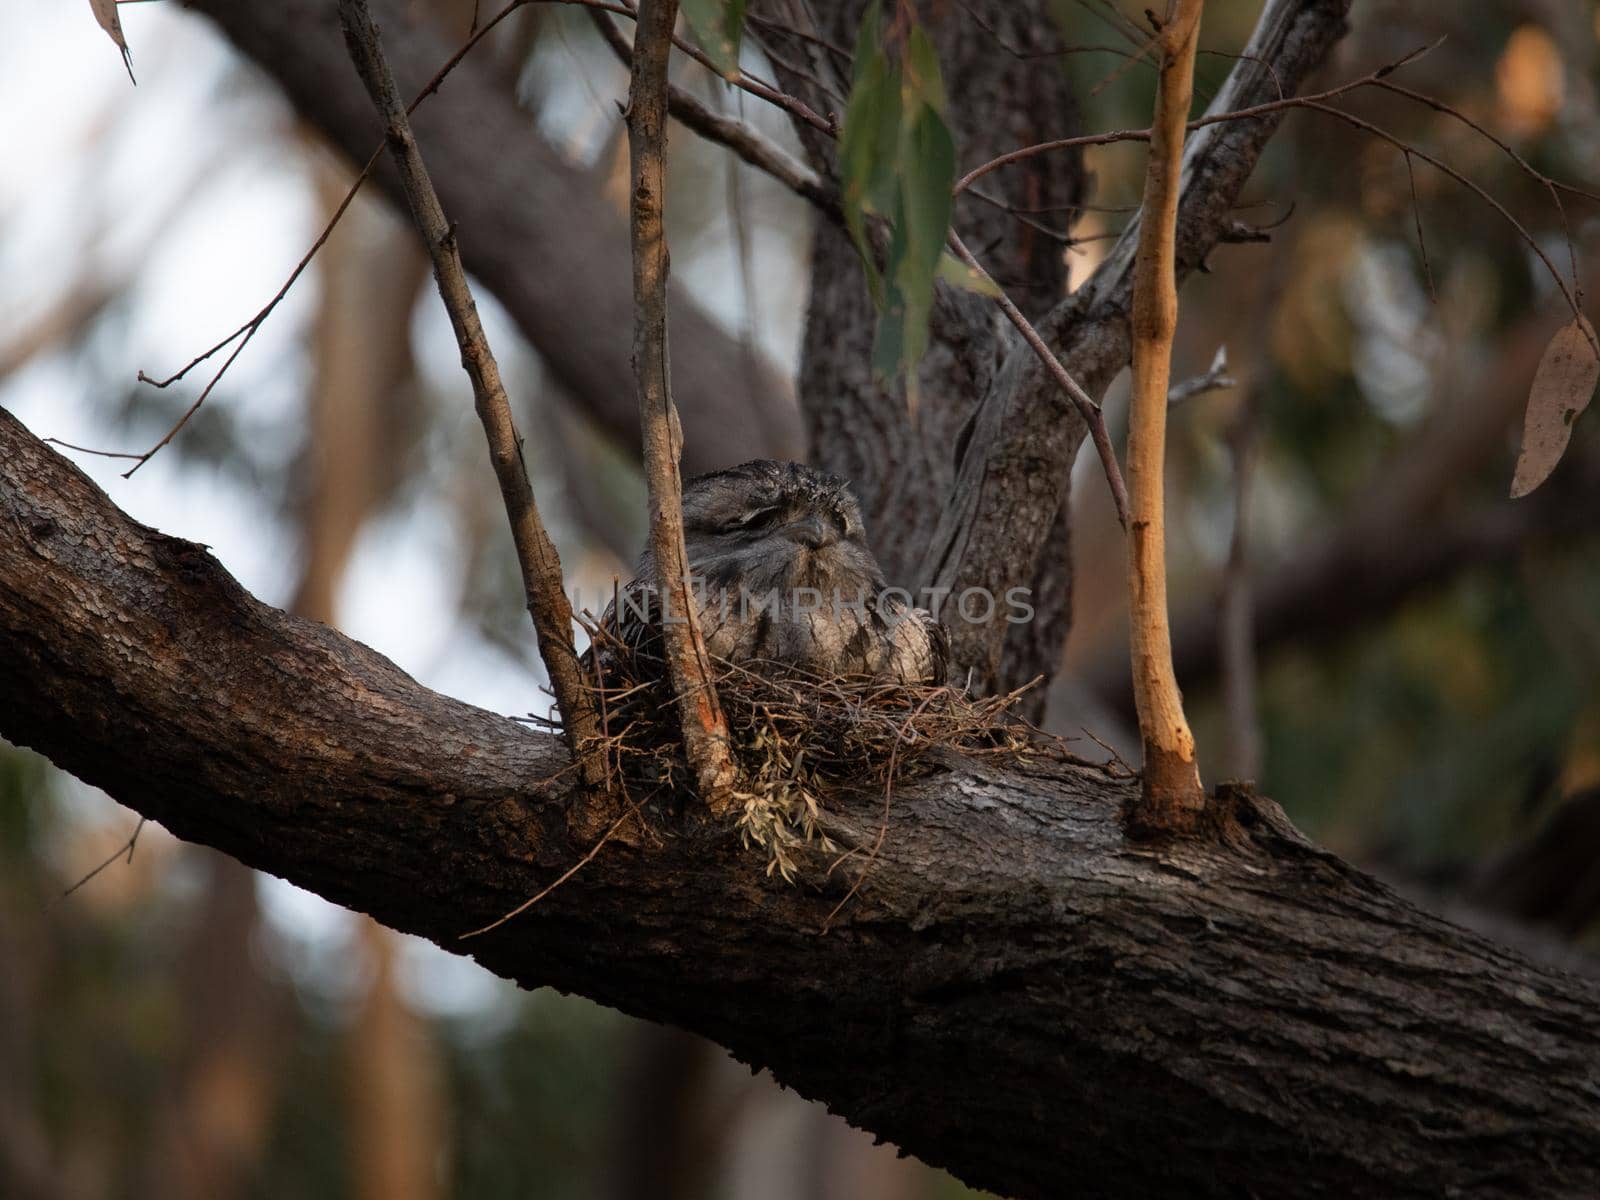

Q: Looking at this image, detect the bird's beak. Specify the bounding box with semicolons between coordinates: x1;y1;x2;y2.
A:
783;513;837;550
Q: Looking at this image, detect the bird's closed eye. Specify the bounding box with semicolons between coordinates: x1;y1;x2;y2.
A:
724;505;782;533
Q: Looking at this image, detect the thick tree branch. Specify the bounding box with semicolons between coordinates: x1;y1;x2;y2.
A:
186;0;803;473
6;408;1600;1199
337;0;602;782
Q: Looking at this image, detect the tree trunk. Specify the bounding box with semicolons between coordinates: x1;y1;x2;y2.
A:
4;408;1598;1199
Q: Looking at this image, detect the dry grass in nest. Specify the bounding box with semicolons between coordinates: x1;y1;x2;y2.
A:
567;614;1052;881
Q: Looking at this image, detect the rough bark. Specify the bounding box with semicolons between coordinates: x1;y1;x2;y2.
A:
187;0;802;474
6;408;1600;1199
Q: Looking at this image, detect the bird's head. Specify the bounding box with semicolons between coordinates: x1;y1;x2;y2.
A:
640;459;885;598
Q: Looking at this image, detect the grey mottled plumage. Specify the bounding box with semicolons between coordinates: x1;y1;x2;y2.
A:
596;460;946;684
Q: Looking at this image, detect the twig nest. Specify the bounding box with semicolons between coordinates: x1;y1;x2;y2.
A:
570;613;1046;880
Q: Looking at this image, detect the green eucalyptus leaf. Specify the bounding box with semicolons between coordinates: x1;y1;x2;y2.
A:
850;1;881;84
838;5;960;377
880;105;954;374
903;25;947;114
839;14;895;304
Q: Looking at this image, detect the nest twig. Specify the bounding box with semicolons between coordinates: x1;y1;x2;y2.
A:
564;610;1052;880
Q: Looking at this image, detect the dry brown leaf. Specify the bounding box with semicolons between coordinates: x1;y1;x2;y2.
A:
87;0;135;84
1510;316;1598;499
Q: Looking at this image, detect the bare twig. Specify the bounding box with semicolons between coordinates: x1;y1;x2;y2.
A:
952;40;1441;196
1302;99;1593;353
589;9;841;222
955;0;1143;64
947;232;1131;529
1401;150;1436;304
54;818;147;903
1123;0;1206;832
626;0;738;811
337;0;604;785
458;803;640;938
73;0;631;476
1167;344;1236;406
610;0;834;134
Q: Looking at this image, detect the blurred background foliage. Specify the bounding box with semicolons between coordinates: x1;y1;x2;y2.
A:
3;0;1599;1196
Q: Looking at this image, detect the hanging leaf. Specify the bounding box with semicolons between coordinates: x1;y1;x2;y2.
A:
87;0;135;84
1510;316;1599;498
837;7;959;378
838;37;898;304
874;106;954;375
681;0;746;82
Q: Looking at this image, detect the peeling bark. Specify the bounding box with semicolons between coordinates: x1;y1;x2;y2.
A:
5;408;1600;1199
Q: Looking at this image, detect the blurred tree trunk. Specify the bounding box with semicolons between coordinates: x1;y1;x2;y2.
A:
301;156;448;1200
348;921;447;1200
603;1024;717;1200
152;854;284;1200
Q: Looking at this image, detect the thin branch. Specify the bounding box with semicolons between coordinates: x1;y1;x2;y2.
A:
1123;0;1206;832
952;39;1441;196
947;232;1131;529
1401;149;1437;304
1302;100;1592;351
1167;344;1236;406
52;818;147;903
626;0;738;810
119;140;384;477
590;9;841;222
743;12;852;66
1374;75;1600;309
955;0;1145;64
337;0;605;786
69;0;631;476
611;0;834;134
459;803;640;937
42;438;145;462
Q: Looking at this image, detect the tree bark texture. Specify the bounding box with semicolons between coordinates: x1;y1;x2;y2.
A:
188;0;803;475
4;407;1598;1199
